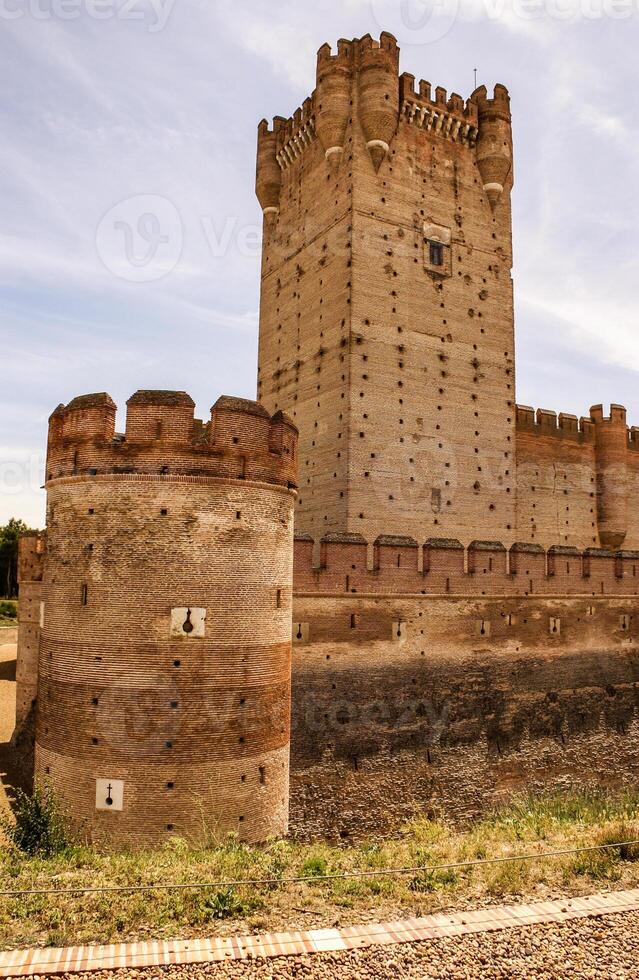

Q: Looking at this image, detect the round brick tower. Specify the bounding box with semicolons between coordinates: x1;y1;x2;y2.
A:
36;390;298;845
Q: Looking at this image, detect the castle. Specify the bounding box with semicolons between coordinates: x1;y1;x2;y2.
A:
14;32;639;845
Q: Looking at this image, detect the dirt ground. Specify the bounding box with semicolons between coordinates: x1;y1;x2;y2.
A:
0;627;17;814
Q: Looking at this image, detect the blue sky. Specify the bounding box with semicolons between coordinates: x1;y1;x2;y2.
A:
1;0;638;526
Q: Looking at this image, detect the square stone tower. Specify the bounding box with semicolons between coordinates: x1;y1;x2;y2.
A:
256;33;516;545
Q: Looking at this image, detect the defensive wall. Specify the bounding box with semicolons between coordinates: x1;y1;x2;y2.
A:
289;538;639;838
516;404;639;552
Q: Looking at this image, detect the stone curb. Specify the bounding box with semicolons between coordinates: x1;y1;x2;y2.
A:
2;888;639;977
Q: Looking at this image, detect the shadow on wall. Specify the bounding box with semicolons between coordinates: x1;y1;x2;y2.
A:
0;632;31;805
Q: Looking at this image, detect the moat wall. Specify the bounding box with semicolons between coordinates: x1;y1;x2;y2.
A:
289;592;639;839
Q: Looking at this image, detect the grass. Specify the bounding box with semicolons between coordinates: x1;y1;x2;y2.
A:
2;789;639;951
0;600;17;628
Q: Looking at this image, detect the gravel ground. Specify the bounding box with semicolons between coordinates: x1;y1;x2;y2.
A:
39;910;639;979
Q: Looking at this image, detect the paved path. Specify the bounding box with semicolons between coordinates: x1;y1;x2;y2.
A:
2;887;639;977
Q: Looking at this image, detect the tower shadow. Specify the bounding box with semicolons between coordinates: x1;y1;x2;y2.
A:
0;633;31;808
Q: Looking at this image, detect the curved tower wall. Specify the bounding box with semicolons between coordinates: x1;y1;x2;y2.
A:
36;391;298;845
590;404;628;551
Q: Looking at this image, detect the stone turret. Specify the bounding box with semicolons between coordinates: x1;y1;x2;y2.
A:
315;39;352;167
356;32;400;171
256;119;283;217
590;404;628;550
471;83;513;209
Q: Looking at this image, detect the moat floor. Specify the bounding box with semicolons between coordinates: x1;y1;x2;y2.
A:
0;629;17;816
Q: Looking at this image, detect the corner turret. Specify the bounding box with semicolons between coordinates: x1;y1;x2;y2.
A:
471;84;513;209
256;119;282;217
315;39;352;168
590;404;628;550
357;32;400;171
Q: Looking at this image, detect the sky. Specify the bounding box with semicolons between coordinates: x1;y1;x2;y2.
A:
1;0;638;527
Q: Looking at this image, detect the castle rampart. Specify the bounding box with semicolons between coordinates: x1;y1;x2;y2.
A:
25;391;298;845
290;591;639;839
293;534;639;598
516;403;639;552
46;391;297;489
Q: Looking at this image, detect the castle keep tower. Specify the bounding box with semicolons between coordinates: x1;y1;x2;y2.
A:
256;33;515;545
32;390;297;844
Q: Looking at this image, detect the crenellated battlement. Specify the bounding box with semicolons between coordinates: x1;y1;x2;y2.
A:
517;402;639;452
317;31;399;71
46;391;298;489
294;534;639;597
256;31;514;212
470;83;511;119
258;97;317;168
400;73;480;146
516;404;596;443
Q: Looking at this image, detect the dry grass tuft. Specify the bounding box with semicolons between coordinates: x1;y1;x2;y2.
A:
2;789;639;951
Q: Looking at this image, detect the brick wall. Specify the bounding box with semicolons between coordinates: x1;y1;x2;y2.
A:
15;532;45;741
290;592;639;838
257;34;639;557
257;33;516;546
516;405;639;552
293;535;639;598
30;391;298;846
